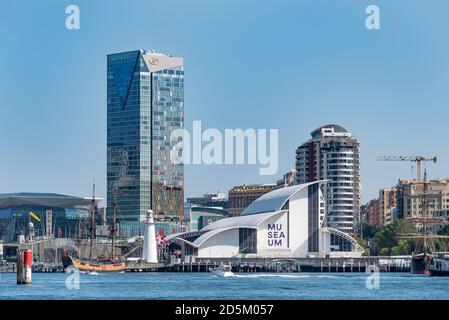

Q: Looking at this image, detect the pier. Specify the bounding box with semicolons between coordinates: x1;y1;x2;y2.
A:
0;257;412;273
153;257;411;273
1;253;411;274
118;256;411;273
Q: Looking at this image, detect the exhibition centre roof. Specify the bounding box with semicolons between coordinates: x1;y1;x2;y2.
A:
0;193;101;210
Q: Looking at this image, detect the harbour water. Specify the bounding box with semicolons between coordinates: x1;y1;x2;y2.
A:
1;272;449;300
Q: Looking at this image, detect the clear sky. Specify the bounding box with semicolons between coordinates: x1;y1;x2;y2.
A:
1;0;449;205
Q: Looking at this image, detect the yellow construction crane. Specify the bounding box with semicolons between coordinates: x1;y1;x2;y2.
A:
376;156;438;182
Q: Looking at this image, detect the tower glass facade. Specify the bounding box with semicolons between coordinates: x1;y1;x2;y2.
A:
107;50;184;223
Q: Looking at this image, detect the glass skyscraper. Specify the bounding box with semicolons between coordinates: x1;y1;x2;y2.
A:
107;49;184;223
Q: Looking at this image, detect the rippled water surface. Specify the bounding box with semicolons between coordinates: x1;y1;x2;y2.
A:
0;272;448;300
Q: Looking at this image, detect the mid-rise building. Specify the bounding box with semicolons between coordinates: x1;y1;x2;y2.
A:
228;184;276;216
433;209;449;233
379;187;397;225
362;198;381;226
396;178;449;220
275;169;297;189
362;188;397;227
295;124;361;233
186;192;228;209
186;206;228;232
107;49;184;224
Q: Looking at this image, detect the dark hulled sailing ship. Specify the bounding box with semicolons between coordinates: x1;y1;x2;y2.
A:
410;252;432;275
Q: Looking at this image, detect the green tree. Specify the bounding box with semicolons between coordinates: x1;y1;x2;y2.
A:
437;225;449;236
391;239;410;255
434;238;449;252
354;236;367;248
373;221;416;256
361;222;378;239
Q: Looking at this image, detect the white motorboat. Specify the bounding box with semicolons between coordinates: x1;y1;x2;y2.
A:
209;265;234;277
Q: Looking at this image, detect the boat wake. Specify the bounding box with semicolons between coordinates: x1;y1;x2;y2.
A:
232;274;311;279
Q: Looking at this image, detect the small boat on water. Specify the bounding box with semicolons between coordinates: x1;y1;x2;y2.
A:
429;254;449;276
209;265;234;277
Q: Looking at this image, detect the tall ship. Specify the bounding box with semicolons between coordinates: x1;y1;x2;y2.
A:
408;171;434;274
400;170;448;274
62;184;126;272
411;252;432;274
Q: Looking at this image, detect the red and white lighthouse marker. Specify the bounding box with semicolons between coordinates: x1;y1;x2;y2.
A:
17;248;32;285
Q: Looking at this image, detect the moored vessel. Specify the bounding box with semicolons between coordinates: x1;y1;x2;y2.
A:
66;256;125;272
63;183;126;273
411;253;432;275
429;253;449;276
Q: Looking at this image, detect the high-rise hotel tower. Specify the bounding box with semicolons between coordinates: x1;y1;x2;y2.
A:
295;124;360;233
107;50;184;222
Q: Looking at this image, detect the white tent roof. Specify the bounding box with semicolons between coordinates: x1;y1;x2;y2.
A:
201;210;284;233
241;181;324;216
193;210;285;247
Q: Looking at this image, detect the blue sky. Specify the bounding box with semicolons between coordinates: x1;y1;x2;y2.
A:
1;0;449;204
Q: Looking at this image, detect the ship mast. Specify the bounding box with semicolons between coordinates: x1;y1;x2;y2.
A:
89;182;96;260
422;170;429;254
77;216;82;258
111;189;117;261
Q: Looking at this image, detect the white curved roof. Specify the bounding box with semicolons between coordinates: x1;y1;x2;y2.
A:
170;211;287;248
194;210;285;247
241;181;324;216
201;210;285;232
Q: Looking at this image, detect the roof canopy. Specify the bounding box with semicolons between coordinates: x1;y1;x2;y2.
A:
241;181;323;216
191;210;285;247
310;124;348;138
0;193;100;210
